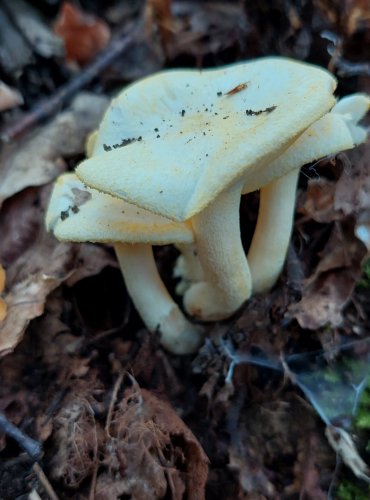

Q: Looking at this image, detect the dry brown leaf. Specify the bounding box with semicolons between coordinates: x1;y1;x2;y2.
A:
0;92;108;208
335;144;370;216
168;2;246;61
288;224;365;329
0;176;116;358
0;81;23;112
289;269;357;329
53;2;111;65
0;237;76;358
97;380;209;500
2;0;64;59
300;179;340;223
145;0;175;55
50;396;103;488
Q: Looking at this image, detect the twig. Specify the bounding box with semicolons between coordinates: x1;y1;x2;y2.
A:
0;411;42;461
0;23;142;143
88;462;98;500
33;462;60;500
105;371;125;435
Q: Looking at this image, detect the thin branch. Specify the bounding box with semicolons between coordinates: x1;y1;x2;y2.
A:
0;411;42;461
105;371;125;435
0;23;142;143
33;462;60;500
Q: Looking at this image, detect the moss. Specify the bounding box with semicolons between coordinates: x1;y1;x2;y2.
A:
357;258;370;289
336;480;370;500
335;374;370;497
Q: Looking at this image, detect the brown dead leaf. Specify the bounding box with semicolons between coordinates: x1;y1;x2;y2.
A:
2;0;64;59
145;0;175;56
0;81;23;112
284;432;328;499
0;235;76;358
334;145;370;217
288;225;365;329
50;395;103;488
168;2;246;61
97;380;209;500
300;179;340;223
290;269;356;329
0;92;109;208
54;2;111;65
0;181;115;357
0;188;43;268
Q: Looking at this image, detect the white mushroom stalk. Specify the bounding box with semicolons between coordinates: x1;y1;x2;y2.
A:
45;174;203;354
76;58;338;321
184;179;251;320
246;93;370;294
247;168;300;294
114;243;203;353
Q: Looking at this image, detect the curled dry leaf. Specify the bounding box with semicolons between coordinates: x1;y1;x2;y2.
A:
53;2;111;65
98;381;209;500
0;92;109;208
2;0;64;59
288;225;365;329
334;145;370;217
0;235;77;358
0;181;117;358
50;396;103;488
0;81;23;112
300;178;340;223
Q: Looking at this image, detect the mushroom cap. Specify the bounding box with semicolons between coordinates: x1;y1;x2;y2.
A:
76;57;336;221
45;173;193;244
242;93;370;193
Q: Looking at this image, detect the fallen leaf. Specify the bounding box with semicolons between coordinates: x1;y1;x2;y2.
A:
0;81;23;112
54;2;111;65
289;270;358;330
50;395;103;488
0;92;109;208
334;144;370;216
97;380;209;500
2;0;64;59
0;236;76;358
300;178;339;223
144;0;175;55
288;224;365;329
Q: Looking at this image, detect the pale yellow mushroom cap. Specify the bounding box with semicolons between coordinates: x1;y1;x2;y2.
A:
76;57;336;221
243;93;370;193
46;173;193;244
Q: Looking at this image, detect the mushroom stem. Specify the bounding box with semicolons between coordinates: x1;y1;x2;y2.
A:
114;242;203;354
184;180;252;320
247;168;300;294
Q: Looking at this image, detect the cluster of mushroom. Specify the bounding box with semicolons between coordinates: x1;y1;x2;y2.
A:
46;57;369;354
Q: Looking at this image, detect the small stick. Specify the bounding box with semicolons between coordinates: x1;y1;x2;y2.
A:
1;23;142;143
33;462;60;500
105;371;124;434
0;411;42;461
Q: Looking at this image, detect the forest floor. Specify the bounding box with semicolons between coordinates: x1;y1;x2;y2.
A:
0;1;370;499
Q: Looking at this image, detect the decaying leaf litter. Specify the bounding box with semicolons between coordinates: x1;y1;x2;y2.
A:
0;0;370;498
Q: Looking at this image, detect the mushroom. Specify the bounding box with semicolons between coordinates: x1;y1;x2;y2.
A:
246;93;370;293
45;173;203;354
76;57;338;320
